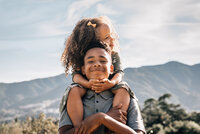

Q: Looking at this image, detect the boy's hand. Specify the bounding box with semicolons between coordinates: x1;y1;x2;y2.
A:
106;104;127;124
91;79;115;93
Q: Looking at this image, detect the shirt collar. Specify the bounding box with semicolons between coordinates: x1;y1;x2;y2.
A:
85;90;113;100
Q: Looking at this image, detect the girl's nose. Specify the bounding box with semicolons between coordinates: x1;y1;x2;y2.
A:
110;37;114;42
111;33;118;41
109;35;114;41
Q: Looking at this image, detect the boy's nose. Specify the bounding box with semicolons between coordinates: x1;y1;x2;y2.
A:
93;62;101;67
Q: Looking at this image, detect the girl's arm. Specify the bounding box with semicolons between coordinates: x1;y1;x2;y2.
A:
91;62;123;93
111;52;124;83
101;51;123;88
91;73;122;93
73;73;92;89
73;73;122;93
110;72;122;85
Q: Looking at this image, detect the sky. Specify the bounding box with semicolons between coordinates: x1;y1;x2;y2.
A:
0;0;200;83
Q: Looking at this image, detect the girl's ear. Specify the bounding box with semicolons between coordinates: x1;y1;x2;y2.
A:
110;64;114;74
81;66;85;75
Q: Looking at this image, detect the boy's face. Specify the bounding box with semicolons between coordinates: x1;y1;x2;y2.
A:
81;47;113;80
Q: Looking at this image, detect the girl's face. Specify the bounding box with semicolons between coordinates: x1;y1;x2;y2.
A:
97;24;117;50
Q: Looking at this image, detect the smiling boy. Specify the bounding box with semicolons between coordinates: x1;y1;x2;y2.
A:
81;47;113;84
59;41;146;134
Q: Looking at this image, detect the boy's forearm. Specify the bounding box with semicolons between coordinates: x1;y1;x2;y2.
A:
101;113;137;134
59;125;74;134
59;113;141;134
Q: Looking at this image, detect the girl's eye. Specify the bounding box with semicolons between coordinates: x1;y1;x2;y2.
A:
104;36;109;40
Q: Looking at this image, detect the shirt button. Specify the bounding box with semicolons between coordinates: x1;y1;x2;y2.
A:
96;100;99;103
96;109;99;112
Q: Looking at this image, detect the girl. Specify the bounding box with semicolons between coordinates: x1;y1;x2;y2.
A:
61;16;135;128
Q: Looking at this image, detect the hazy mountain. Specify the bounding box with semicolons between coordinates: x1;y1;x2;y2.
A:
0;61;200;122
123;61;200;111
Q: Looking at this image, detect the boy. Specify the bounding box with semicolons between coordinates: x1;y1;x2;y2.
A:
59;41;146;134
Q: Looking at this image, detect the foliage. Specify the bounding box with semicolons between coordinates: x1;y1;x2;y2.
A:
142;93;200;134
0;93;200;134
0;113;58;134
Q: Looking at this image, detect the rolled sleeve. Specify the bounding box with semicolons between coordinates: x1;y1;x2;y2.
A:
127;98;146;133
59;108;72;128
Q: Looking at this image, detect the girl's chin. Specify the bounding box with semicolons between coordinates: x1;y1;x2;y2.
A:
109;45;114;50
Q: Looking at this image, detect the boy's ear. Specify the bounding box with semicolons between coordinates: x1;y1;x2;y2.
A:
81;66;85;75
110;64;114;74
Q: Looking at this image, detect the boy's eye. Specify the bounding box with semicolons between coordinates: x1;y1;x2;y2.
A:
87;60;94;63
100;60;107;63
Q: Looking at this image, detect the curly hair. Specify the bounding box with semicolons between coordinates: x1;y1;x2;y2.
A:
82;40;111;63
61;16;119;75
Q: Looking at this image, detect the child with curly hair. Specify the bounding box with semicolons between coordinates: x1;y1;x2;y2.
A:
61;16;135;128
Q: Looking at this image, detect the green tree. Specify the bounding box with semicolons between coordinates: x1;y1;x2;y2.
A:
142;93;199;134
165;121;200;134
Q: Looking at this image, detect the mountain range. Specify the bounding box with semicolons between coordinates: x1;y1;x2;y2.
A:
0;61;200;122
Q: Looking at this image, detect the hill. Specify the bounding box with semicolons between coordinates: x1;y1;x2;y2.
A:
0;61;200;122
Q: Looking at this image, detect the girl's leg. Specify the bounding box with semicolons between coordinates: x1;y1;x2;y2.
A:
112;88;130;111
67;86;86;127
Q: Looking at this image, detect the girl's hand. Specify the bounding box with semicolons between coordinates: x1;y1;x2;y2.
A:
91;78;115;93
86;79;100;89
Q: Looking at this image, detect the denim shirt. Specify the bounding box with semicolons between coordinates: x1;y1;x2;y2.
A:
59;83;146;134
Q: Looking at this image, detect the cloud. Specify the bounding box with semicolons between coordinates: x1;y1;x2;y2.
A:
0;0;71;40
66;0;102;24
37;21;67;37
119;23;200;67
0;0;105;40
109;0;200;67
1;0;200;82
96;3;119;15
19;98;60;113
0;37;65;83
